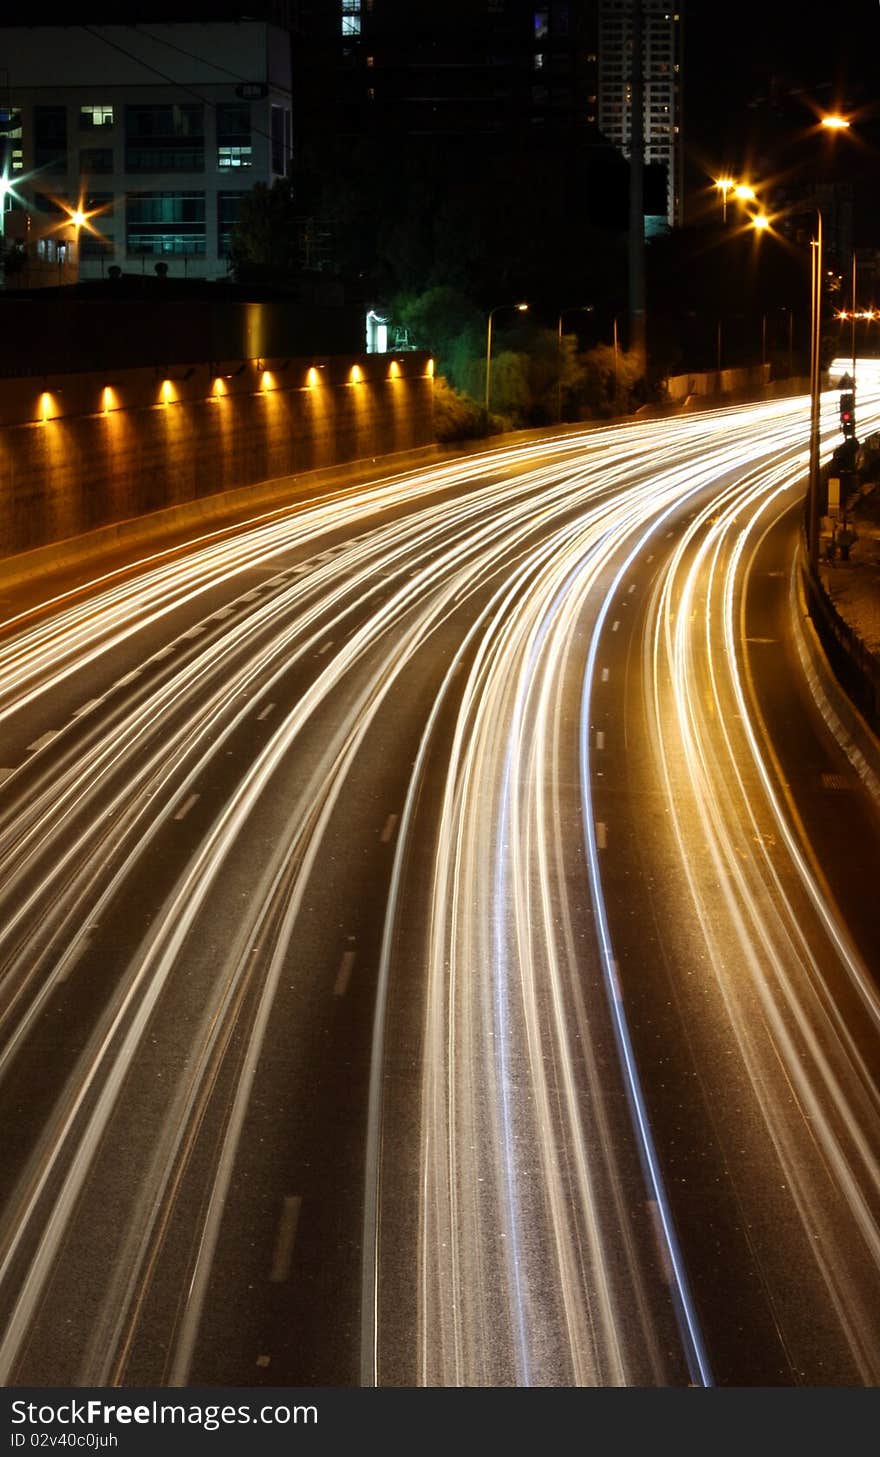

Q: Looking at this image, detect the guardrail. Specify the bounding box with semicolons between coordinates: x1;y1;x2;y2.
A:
801;546;880;737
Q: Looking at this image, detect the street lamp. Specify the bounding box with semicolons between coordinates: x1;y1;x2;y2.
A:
808;211;823;569
485;302;528;418
556;304;593;422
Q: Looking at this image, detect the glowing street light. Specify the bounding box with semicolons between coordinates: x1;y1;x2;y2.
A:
752;213;771;232
733;183;757;202
820;114;851;130
485;302;528;419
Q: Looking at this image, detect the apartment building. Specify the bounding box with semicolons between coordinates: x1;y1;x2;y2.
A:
598;0;683;230
0;21;292;283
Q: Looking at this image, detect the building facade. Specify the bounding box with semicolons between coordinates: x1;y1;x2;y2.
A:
598;0;683;230
0;22;292;284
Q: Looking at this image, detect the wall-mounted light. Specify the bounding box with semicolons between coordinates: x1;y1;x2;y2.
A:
211;377;227;400
388;359;401;379
426;358;435;377
349;364;363;384
101;385;119;414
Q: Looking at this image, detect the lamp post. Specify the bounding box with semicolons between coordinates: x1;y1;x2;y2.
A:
556;304;593;422
807;209;823;570
805;113;853;566
485;302;528;419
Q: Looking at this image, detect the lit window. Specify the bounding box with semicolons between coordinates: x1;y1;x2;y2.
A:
218;145;253;168
342;0;361;35
80;105;114;128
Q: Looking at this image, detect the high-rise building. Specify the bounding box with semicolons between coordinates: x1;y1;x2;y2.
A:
598;0;683;231
293;0;600;150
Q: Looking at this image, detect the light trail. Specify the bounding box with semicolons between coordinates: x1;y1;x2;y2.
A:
0;373;878;1385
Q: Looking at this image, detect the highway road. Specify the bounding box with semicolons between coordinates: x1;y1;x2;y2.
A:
0;367;879;1387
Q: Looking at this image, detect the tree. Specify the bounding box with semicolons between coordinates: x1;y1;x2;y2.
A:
229;179;300;285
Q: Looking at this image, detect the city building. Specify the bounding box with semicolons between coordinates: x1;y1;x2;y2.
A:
293;0;601;150
597;0;683;231
0;21;293;285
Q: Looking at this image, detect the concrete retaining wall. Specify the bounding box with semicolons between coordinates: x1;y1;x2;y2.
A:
0;352;434;559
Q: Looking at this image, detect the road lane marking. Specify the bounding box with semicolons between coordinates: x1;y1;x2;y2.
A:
596;821;607;849
56;936;91;984
27;731;58;753
269;1195;302;1283
73;698;102;718
152;645;175;660
611;620;620;632
0;768;13;784
257;703;276;721
334;950;357;998
183;624;206;639
318;641;333;655
213;606;235;619
628;583;636;594
596;731;605;750
380;813;399;843
116;670;141;687
647;1199;675;1285
601;667;610;682
173;793;200;821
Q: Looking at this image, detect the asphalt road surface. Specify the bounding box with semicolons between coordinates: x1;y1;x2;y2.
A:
1;366;879;1387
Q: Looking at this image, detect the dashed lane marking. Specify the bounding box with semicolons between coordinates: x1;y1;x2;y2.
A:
601;667;610;683
27;731;58;753
380;813;399;843
0;768;14;784
334;950;357;998
596;731;605;750
73;698;103;718
257;703;276;721
269;1195;302;1283
596;821;607;849
213;606;235;620
611;621;620;633
173;793;200;822
318;641;333;655
183;624;206;639
116;670;142;687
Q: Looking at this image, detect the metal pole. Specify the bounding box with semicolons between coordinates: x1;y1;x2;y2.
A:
852;249;857;419
485;308;494;418
808;210;823;569
761;313;767;369
557;312;564;423
628;0;646;364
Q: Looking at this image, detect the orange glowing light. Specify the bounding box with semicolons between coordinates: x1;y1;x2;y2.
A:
260;370;275;391
426;358;435;377
349;365;363;384
102;386;117;414
307;366;321;387
160;379;175;406
39;392;54;424
388;360;401;379
212;377;227;399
